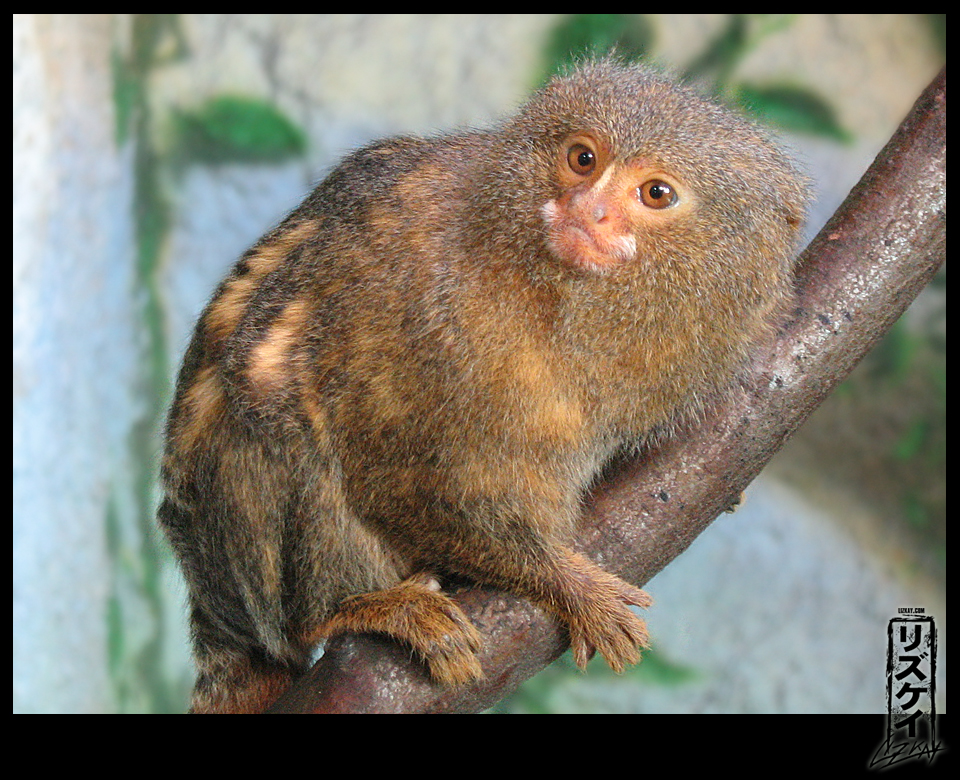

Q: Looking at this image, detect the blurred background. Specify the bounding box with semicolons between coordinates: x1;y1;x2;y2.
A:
13;14;945;714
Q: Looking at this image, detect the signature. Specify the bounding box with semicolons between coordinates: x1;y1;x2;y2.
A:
869;737;945;770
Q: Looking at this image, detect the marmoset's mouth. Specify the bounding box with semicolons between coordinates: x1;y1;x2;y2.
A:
542;201;637;274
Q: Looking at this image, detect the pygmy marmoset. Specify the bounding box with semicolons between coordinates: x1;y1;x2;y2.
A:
159;59;808;713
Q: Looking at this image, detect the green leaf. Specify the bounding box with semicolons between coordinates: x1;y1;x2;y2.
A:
111;49;139;147
682;13;749;88
733;82;852;142
171;95;307;166
542;14;655;81
615;645;699;686
893;418;930;461
902;491;930;529
867;320;915;381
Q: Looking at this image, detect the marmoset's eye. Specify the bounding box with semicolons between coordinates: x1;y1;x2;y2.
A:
566;143;597;176
638;179;678;209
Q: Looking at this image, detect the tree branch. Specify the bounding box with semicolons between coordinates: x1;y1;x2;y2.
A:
267;67;946;714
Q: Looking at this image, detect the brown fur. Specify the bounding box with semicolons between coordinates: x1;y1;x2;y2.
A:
159;60;808;712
